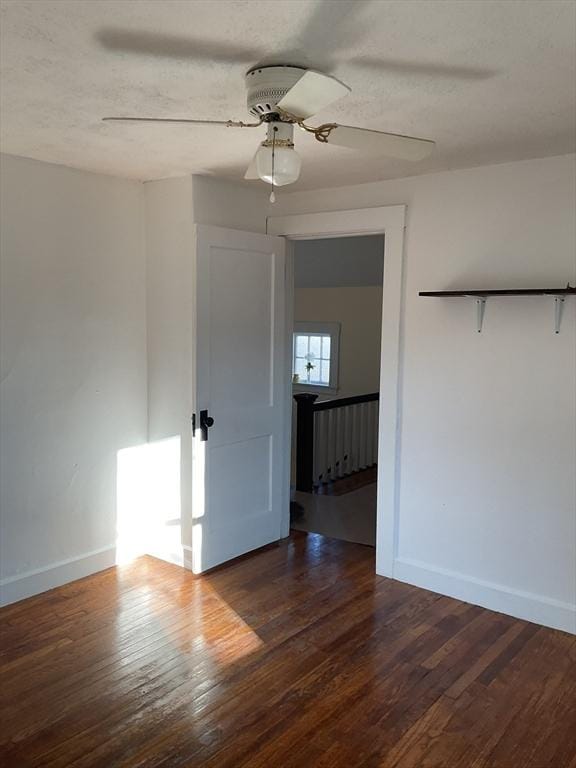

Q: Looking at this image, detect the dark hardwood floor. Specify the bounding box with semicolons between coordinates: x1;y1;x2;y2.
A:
1;532;575;767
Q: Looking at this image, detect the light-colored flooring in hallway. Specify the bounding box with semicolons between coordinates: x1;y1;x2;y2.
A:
292;481;376;546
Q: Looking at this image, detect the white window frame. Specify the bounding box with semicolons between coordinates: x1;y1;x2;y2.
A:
292;321;340;394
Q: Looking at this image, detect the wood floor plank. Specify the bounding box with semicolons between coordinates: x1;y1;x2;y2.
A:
0;531;574;768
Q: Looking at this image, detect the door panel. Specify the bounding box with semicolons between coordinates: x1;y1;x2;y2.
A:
192;225;286;573
209;246;273;408
209;436;272;530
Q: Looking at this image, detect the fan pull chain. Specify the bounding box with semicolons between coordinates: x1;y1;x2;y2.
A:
270;126;277;203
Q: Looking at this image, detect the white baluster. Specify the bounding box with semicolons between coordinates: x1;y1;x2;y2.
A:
327;410;336;481
323;410;331;484
333;408;340;478
355;404;363;472
330;408;340;480
329;409;336;480
343;405;352;475
348;404;356;472
313;412;321;485
314;412;323;484
358;403;366;469
338;408;346;477
316;410;326;486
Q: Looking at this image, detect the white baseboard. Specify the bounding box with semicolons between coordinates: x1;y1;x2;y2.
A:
1;541;194;608
145;544;194;572
182;545;193;571
0;545;117;607
5;546;572;635
394;557;576;635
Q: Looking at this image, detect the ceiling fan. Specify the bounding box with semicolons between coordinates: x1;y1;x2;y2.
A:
103;64;435;201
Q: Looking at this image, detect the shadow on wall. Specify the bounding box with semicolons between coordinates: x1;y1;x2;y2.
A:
116;436;182;566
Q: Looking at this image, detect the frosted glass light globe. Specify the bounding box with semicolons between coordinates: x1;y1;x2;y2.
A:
256;144;302;187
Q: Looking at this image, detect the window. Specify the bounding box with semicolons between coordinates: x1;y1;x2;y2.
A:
293;321;340;392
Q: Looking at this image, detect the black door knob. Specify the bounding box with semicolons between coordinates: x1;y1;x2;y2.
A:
199;410;214;441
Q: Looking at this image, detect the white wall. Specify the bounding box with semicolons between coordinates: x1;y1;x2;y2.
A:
144;176;194;566
274;154;576;633
294;235;384;288
190;175;269;233
294;286;383;399
0;154;147;604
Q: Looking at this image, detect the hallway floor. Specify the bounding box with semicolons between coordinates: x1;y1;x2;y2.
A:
291;481;377;546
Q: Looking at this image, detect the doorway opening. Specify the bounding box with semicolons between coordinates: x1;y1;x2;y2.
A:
269;204;406;578
289;234;385;547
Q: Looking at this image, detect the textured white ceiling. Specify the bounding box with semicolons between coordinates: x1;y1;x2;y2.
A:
1;0;575;190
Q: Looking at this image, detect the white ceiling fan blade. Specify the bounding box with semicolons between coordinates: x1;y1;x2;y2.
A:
244;150;259;180
276;70;350;119
324;125;435;161
102;117;261;127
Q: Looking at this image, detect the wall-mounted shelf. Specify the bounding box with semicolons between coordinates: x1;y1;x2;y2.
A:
419;285;575;333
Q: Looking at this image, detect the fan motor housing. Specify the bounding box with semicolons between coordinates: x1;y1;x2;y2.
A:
245;65;307;118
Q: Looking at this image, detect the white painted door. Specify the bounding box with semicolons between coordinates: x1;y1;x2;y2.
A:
191;224;286;573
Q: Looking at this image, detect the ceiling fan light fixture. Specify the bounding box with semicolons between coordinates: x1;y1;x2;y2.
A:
255;144;301;187
255;121;301;188
103;65;436;190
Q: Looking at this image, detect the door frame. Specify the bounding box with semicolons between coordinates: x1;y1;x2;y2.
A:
268;205;406;578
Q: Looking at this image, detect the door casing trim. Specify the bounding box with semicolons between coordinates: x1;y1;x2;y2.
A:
268;205;406;577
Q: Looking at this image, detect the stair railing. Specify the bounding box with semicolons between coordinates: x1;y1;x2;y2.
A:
293;392;379;492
